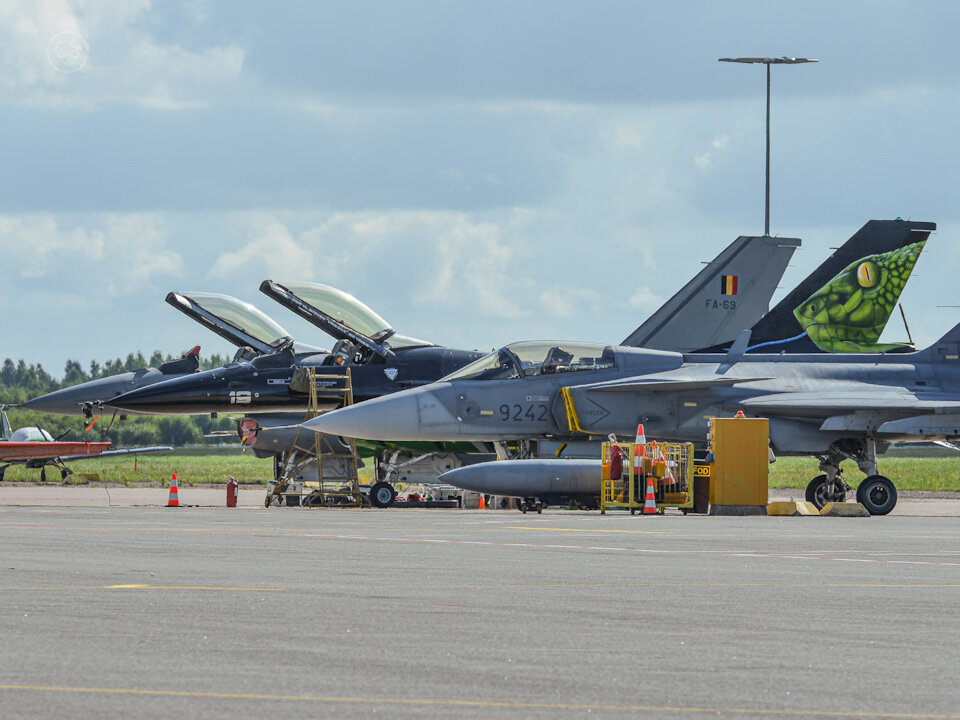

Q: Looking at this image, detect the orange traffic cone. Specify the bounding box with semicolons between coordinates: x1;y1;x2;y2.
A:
643;474;657;514
478;493;486;510
167;473;180;507
633;424;647;497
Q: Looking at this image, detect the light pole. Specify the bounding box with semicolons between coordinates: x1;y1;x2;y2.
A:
719;56;817;236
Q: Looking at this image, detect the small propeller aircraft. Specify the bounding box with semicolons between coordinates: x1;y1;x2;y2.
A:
0;407;171;482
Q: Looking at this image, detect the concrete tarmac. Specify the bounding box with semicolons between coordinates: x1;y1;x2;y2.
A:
1;504;960;719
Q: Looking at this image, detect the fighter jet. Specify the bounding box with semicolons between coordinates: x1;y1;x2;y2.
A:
108;282;486;415
19;346;203;418
300;219;937;515
20;292;320;418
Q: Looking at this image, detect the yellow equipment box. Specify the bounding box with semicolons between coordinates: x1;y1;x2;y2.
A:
707;416;769;509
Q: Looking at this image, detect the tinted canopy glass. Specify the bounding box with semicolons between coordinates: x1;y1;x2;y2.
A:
187;292;291;348
280;282;392;339
506;341;616;376
443;341;615;381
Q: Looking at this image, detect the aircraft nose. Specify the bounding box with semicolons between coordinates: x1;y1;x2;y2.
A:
20;384;107;415
110;379;205;413
300;384;460;441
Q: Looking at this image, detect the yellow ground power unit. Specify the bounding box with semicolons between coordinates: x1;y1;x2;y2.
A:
707;416;769;515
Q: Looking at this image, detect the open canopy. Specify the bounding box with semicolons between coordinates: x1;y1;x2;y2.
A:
443;341;616;381
260;280;431;355
166;292;293;356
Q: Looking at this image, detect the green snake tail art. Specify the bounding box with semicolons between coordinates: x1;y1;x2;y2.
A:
793;240;925;353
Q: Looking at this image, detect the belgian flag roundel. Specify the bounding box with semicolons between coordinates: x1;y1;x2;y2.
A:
720;275;738;295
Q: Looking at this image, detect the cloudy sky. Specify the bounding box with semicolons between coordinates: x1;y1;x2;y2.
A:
3;0;960;373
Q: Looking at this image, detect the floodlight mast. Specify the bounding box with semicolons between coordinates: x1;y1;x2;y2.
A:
719;56;818;236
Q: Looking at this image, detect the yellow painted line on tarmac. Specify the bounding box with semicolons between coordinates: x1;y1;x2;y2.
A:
103;584;283;592
0;685;958;718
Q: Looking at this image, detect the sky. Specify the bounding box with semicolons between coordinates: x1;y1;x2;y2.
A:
3;0;960;374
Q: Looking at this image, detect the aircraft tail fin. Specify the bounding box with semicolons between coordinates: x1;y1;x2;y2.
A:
696;219;935;354
917;320;960;363
622;234;799;352
1;408;11;440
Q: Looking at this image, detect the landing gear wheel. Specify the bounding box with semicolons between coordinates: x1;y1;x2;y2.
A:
61;468;70;481
40;467;47;483
805;474;846;510
369;481;396;508
535;502;543;514
856;475;897;515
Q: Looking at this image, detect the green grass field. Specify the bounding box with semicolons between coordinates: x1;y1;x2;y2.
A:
3;447;960;492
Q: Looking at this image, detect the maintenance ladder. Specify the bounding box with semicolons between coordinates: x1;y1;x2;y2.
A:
266;368;363;508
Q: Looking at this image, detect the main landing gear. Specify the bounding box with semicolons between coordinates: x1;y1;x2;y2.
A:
518;498;543;514
804;437;898;515
368;481;397;508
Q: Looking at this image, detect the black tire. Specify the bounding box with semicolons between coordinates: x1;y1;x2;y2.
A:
856;475;897;515
805;474;847;509
369;481;396;508
40;467;47;483
536;502;543;515
804;474;827;508
61;468;69;480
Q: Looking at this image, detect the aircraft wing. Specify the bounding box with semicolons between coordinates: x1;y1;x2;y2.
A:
0;441;111;462
56;445;172;463
740;392;960;415
579;375;772;393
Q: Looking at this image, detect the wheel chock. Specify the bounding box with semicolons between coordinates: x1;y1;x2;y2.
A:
767;501;819;516
819;502;871;517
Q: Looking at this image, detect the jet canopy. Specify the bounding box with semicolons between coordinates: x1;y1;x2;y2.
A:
443;341;616;381
260;281;432;356
166;292;293;356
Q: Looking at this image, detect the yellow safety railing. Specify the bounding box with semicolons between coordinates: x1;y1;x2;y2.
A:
600;441;694;514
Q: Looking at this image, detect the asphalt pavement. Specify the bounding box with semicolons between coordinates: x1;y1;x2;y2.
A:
1;501;960;718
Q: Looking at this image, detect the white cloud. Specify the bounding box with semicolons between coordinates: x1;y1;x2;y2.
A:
208;221;316;282
694;134;730;171
628;286;663;312
0;0;245;109
207;210;523;319
0;212;181;294
539;287;602;318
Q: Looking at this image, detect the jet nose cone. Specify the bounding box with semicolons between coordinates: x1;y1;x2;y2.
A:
301;384;460;441
21;381;118;415
110;378;202;412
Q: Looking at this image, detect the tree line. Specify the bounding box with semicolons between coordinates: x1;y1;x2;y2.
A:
1;352;240;447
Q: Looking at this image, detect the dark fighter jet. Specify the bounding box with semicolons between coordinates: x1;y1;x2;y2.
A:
109;281;486;415
20;292;323;418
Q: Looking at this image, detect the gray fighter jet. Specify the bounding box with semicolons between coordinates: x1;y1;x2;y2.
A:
301;220;938;514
